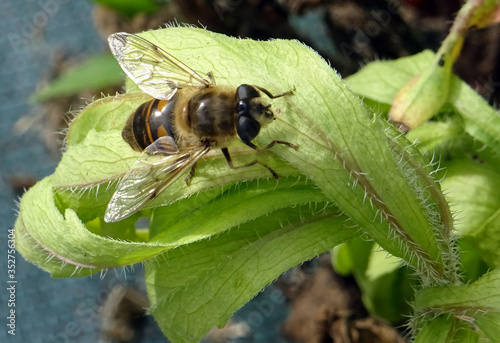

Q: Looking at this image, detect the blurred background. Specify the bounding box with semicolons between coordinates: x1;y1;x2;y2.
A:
1;1;500;342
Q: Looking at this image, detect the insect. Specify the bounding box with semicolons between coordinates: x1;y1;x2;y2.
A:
104;32;296;223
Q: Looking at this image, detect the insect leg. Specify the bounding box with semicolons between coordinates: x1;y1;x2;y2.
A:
207;71;216;85
253;85;295;99
221;148;279;180
184;162;197;184
239;138;298;152
260;140;298;151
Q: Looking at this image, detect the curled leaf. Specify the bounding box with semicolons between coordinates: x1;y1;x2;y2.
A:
388;63;450;130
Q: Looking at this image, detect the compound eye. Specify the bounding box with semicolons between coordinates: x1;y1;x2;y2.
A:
237;116;261;143
236;84;260;101
237;101;249;116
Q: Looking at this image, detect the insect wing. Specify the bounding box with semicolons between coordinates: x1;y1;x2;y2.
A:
104;137;210;223
108;32;212;100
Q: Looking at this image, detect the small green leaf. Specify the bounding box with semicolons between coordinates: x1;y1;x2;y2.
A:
89;0;159;17
363;266;414;323
413;315;454;343
387;0;500;130
30;54;123;102
348;49;500;158
339;239;414;323
348;49;452;129
414;269;500;342
346;50;434;106
406;117;467;156
448;74;500;155
475;312;500;342
365;244;403;280
331;243;355;276
414;314;483;343
465;0;500;29
388;60;451;129
441;159;500;267
458;237;489;283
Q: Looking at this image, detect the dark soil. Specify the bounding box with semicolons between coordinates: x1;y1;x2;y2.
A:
278;255;407;343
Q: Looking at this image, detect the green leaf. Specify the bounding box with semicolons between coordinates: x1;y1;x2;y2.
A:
337;239;414;323
413;315;454;343
14;205;97;278
89;0;159;17
458;237;489;283
150;177;327;246
54;130;138;188
388;59;450;129
463;0;500;29
414;314;483;343
30;54;124;102
441;159;500;267
146;204;357;343
365;244;403;280
475;312;500;342
348;49;500;156
414;269;500;342
448;74;500;155
15;177;169;276
346;50;434;106
363;265;414;323
65;92;151;147
361;0;500;130
405;117;468;157
331;243;355;276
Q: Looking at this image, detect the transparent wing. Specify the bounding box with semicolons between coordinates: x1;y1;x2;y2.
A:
108;32;213;100
104;136;210;223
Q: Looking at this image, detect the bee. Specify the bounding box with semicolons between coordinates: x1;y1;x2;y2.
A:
104;32;296;223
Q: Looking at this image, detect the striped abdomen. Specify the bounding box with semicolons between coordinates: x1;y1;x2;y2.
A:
122;98;177;152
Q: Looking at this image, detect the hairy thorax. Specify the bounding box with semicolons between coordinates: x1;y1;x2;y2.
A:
175;86;237;148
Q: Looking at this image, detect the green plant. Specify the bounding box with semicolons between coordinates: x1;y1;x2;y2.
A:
15;2;500;341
